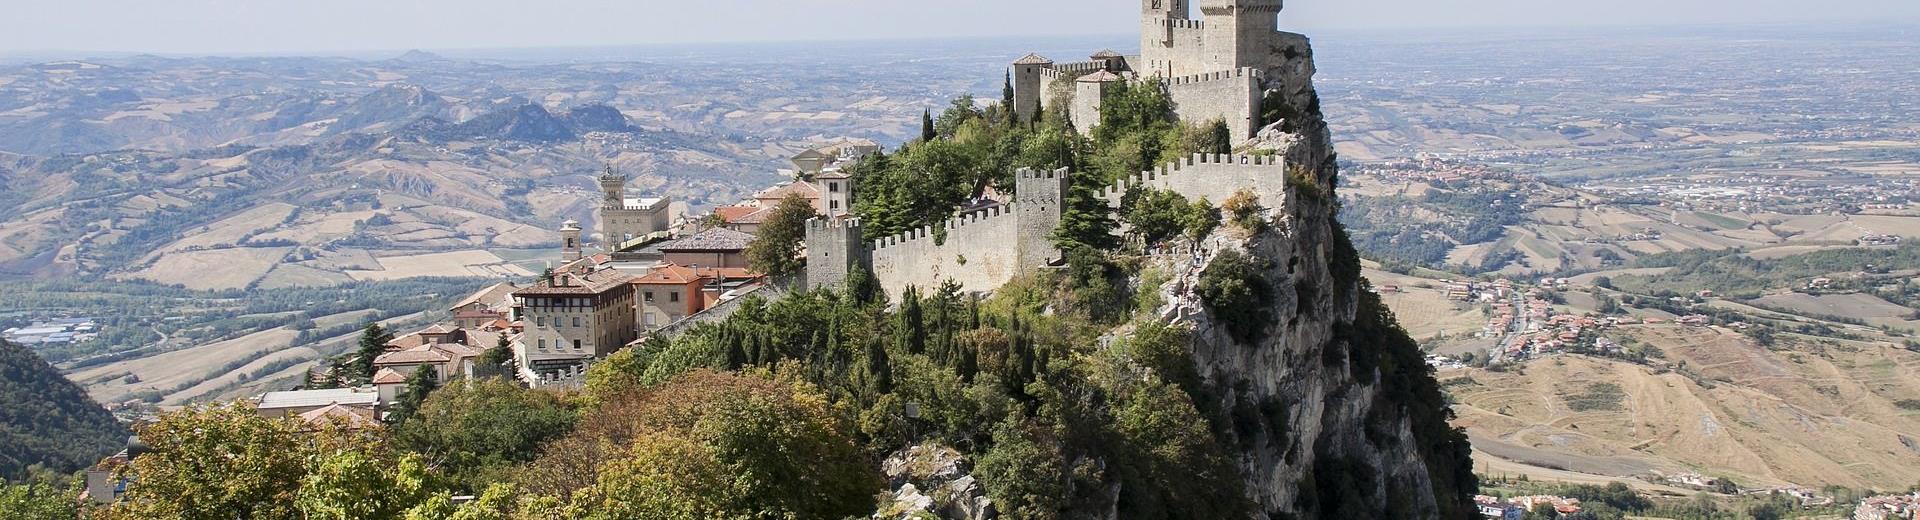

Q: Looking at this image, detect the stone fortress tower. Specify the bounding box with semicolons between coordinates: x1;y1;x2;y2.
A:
1013;0;1310;143
805;0;1307;298
597;165;672;252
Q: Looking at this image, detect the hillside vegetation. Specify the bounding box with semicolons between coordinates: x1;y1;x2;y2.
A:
0;339;127;481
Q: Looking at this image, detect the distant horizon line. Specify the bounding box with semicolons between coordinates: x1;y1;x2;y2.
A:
4;18;1916;62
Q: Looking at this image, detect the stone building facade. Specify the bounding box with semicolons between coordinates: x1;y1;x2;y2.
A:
511;267;637;382
598;167;672;252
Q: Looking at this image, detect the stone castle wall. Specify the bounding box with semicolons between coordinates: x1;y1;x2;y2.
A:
1164;68;1265;142
869;205;1023;298
1098;153;1287;209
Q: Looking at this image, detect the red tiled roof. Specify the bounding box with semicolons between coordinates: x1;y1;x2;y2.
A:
372;368;408;385
636;264;702;285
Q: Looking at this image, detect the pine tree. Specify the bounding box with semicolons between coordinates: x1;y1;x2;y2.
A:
353;323;394;382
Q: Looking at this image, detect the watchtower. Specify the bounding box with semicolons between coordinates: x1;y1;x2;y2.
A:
1014;167;1071;269
1010;54;1054;124
1199;0;1284;73
560;219;583;262
805;217;867;290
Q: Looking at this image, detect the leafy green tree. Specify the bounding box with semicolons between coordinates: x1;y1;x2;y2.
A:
534;370;879;518
744;194;818;276
1198;250;1274;344
1184;197;1222;242
0;482;81;520
1222;189;1267;233
976;416;1068;520
1121;187;1194;246
394;378;576;491
99;404;313;519
294;450;435;520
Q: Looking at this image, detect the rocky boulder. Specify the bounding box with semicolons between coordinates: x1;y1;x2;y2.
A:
873;443;994;520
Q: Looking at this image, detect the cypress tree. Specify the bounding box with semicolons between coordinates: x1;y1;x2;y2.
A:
895;287;926;355
1003;71;1016;120
921;110;937;143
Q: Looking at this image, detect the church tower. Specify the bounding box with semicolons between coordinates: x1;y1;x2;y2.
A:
560;219;583;262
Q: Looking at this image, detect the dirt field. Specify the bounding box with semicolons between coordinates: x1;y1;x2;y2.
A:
1447;326;1920;490
345;250;535;281
1364;268;1488;342
121;246;294;290
67;327;299;404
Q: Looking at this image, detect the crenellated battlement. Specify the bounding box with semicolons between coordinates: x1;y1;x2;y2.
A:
1097;153;1288;208
1053;61;1110;75
869;204;1017;251
1166;67;1264;86
1160;17;1205;30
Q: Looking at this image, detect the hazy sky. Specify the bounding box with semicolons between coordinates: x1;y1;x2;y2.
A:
7;0;1919;55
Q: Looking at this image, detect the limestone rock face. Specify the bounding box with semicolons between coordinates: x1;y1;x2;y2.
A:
1144;36;1475;519
874;443;996;520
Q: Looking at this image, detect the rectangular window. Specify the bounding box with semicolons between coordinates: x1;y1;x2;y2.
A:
573;339;583;350
828;182;839;193
573;317;582;327
644;291;655;303
537;338;546;350
830;200;840;210
536;317;546;327
670;292;680;303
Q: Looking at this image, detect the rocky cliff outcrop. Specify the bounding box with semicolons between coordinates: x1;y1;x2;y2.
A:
1151;37;1478;519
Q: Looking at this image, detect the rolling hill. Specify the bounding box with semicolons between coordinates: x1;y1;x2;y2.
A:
0;339;127;480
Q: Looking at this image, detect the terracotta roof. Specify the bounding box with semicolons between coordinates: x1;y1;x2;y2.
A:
259;388;379;410
636;264;702;285
715;205;768;224
372;368;408;385
514;267;637;296
299;403;378;429
419;324;457;335
754;180;821;202
1013;53;1054;65
1078;70;1124;83
454;309;501;319
658;227;755;252
375;346;453;366
452;282;519;311
1090;49;1123;58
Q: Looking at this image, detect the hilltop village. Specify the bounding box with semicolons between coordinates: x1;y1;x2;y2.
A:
64;1;1499;518
238;0;1322;399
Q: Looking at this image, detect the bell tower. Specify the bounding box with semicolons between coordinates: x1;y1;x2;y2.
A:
560;219;583;262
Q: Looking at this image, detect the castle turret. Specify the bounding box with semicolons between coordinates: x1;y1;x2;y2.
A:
1010;54;1054;124
560;219;583;262
1072;71;1124;137
805;217;867;290
1199;0;1284;73
1014;167;1070;269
